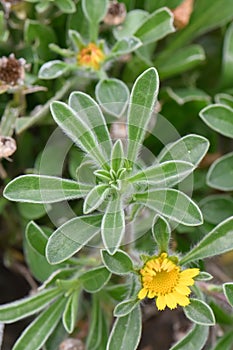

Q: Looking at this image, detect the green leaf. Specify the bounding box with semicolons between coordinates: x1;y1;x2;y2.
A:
170;324;209;350
18;202;47;220
166;87;210;105
62;290;80;333
126;160;194;187
3;175;90;203
215;93;233;109
38;60;70;79
80;266;111;293
83;184;110;214
109;37;142;60
101;197;125;254
127;67;159;164
26;221;47;256
105;284;129;301
82;0;108;23
195;272;213;281
156;45;205;79
212;331;233;350
24;20;56;60
0;287;61;323
180;216;233;264
114;299;139;317
51;101;106;168
199;195;233;224
113;10;148;40
68;29;85;49
0;11;9;42
56;0;76;13
152;215;171;253
46;214;102;264
207;152;233;191
76;159;96;185
45;321;67;350
111;140;125;172
158;134;209;167
135;189;203;226
12;297;66;350
184;299;215;326
199;104;233;138
69;92;112;159
222;23;233;88
86;295;108;350
135;7;175;45
190;0;233;39
107;304;142;350
95;79;130;118
159;0;233;60
101;250;134;275
223;283;233;308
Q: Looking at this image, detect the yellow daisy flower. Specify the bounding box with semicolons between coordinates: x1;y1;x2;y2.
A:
138;252;199;311
77;43;105;70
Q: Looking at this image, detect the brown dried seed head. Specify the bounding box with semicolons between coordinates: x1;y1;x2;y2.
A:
172;0;194;29
104;0;126;26
0;54;25;86
0;136;17;158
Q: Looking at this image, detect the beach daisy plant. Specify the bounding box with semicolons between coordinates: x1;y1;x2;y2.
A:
1;66;233;350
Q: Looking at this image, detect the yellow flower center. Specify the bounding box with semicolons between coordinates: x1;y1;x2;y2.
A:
138;253;199;310
77;43;105;70
145;267;180;295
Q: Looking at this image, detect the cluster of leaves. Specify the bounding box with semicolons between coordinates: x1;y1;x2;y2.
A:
1;1;233;350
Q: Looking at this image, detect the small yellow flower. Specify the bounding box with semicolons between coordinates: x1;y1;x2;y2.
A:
77;43;105;70
138;253;199;311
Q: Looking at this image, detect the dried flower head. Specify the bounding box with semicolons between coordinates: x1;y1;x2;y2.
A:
104;0;127;26
0;54;25;87
0;136;17;159
172;0;194;29
138;252;199;310
77;43;105;70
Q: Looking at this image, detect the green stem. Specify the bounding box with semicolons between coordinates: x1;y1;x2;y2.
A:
97;69;108;80
89;21;98;42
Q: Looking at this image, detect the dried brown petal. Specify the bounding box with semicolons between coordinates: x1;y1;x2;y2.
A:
172;0;194;29
0;136;17;158
104;0;126;26
0;54;25;86
59;338;85;350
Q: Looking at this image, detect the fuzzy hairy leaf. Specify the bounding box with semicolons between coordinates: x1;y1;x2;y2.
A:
46;214;102;264
158;134;209;166
0;288;62;323
127;67;159;164
107;304;142;350
135;7;175;45
135;189;203;226
3;175;90;203
69;92;112;159
50;101;106;167
96;79;129;118
126;160;194;187
101;250;134;275
184;299;215;326
199;104;233;138
170;324;209;350
12;297;66;350
180;216;233;264
207;152;233;191
101;197;125;254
